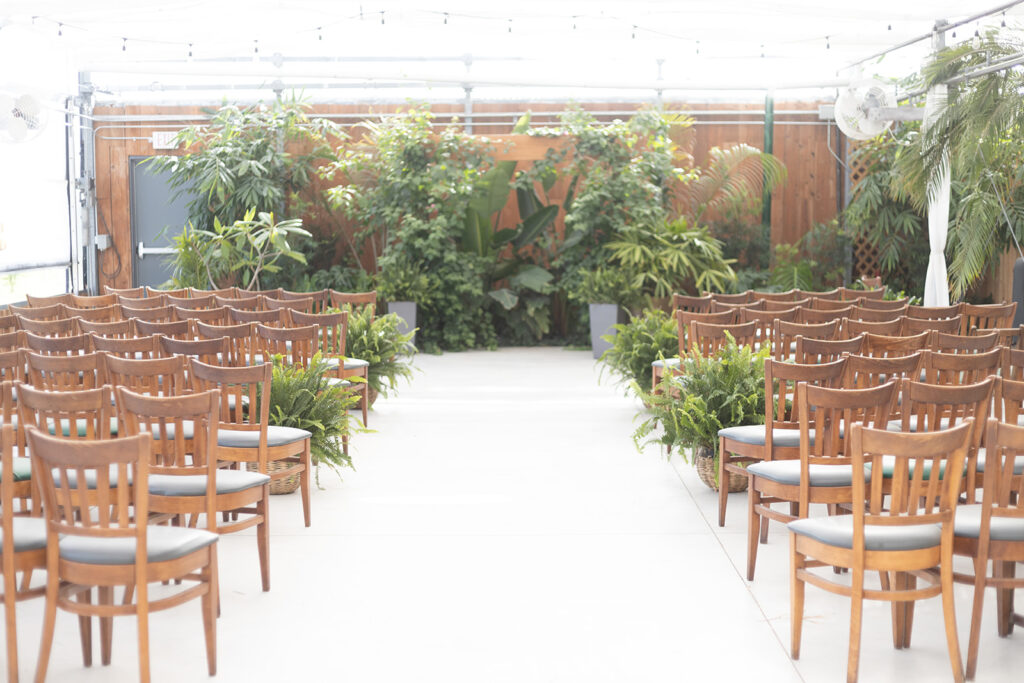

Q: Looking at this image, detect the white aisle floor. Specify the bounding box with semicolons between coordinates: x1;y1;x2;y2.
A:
10;347;1024;681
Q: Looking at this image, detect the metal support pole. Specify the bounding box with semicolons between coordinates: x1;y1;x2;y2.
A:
463;54;473;133
762;92;775;230
77;71;99;294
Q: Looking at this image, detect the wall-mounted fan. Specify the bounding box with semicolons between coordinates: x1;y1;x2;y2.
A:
0;92;48;142
834;79;902;140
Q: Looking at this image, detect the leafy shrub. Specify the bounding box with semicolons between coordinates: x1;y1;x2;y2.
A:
599;309;678;390
341;307;416;398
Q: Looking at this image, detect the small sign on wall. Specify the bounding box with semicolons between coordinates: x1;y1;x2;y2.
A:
151;131;180;150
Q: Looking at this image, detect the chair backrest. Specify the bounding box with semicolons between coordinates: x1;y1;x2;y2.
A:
740;307;799;353
794;334;864;365
803;287;841;301
122;304;174;323
975;419;1024;538
25;293;72;308
329;290;377;321
117;294;164;309
281;288;330;314
69;293;117;309
24;351;106;391
671;293;712;314
800;306;853;325
289;310;348;358
901;315;962;336
173;305;230;328
0;423;24;535
217;294;259;310
711;299;764;313
858;297;910;311
764;299;809;312
842;286;885;300
985;325;1024;350
251;288;284;300
1003;347;1024;382
17;382;114;441
961;302;1017;335
906;303;961;320
89;333;162;360
133;319;191;340
27;427;150;556
265;296;313;315
851;305;907;322
931;331;998;354
0;350;24;384
195;321;255;366
62;303;121;323
16;316;79;338
229;307;282;326
0;314;16;334
166;293;214;311
705;290;752;304
189;359;271;438
23;332;91;356
689;320;758;357
812;297;859;311
189;286;236;299
997;376;1024;424
160;335;228;366
900;379;992;467
923;348;1002;386
852;422;970;546
0;330;24;352
842;352;924;390
146;286;188;298
765;357;847;445
753;289;799;302
772;319;839;361
255;323;318;367
104;285;145;298
862;331;931;357
676;309;737;353
9;304;64;321
103;354;188;397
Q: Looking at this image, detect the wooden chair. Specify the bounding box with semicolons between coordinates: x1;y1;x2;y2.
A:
772;319;839;362
62;304;122;323
671;293;712;313
851;305;906;322
104;355;189;398
842;352;925;391
16;316;79;338
104;285;144;298
753;289;800;303
229;308;281;326
923;348;1002;386
255;323;319;368
329;290;377;321
842;286;885;301
952;418;1024;679
145;286;188;298
1003;347;1024;383
907;303;962;320
740;307;799;354
27;426;219;682
858;297;910;311
23;332;91;356
24;293;71;308
216;294;258;310
813;297;860;311
844;318;903;339
931;331;998;354
122;304;174;323
167;293;214;311
711;299;763;314
0;315;16;334
649;309;741;388
863;331;931;358
188;286;235;299
251;288;284;300
116;294;164;309
983;325;1024;350
689;320;757;358
706;290;752;304
265;296;314;315
901;315;962;336
961;302;1017;335
0;330;25;352
746;381;897;580
0;350;24;385
803;287;841;301
174;305;230;328
801;307;853;325
281;288;330;314
0;421;45;683
133;319;191;340
89;333;162;360
24;351;106;391
195;321;255;367
68;293;117;309
190;359;313;527
717;357;848;528
9;304;64;322
160;335;228;366
290;309;368;426
765;299;809;312
789;422;970;683
17;382;116;442
795;335;865;365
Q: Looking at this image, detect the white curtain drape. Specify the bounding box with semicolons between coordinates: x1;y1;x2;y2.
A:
923;83;950;307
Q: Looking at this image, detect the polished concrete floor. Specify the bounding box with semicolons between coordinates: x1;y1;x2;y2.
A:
11;347;1024;681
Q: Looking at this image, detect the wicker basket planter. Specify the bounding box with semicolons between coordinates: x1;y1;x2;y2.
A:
246;461;301;495
693;446;748;493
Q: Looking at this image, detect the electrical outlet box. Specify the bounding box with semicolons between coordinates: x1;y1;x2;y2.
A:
94;234;111;251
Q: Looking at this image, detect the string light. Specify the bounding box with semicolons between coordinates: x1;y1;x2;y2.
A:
253;39;259;55
121;37;127;51
632;25;637;39
380;11;385;25
188;42;193;58
508;19;512;33
318;26;322;40
826;35;830;49
444;13;448;25
887;24;892;31
1002;12;1007;27
760;44;765;58
572;16;576;30
696;40;700;56
57;23;62;37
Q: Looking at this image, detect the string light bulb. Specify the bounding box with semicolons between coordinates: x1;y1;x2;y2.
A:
1002;12;1007;27
444;13;448;25
508;19;512;33
318;26;323;40
696;40;700;56
826;35;830;49
122;37;127;51
760;44;765;58
632;25;637;39
380;11;385;25
253;39;259;54
887;24;892;31
57;23;63;37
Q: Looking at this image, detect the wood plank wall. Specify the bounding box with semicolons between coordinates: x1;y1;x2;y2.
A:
92;101;840;290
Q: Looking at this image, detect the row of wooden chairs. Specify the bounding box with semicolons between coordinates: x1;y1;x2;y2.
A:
679;285;888;308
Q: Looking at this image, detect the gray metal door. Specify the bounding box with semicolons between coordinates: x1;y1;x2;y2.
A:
129;157;193;288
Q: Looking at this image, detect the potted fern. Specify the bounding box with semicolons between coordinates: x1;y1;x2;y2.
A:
633;335;767;491
343;306;417;406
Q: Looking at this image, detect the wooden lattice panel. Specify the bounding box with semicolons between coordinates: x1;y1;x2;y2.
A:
848;141;880;279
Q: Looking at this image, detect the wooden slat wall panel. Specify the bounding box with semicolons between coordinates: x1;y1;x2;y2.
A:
92;101;841;290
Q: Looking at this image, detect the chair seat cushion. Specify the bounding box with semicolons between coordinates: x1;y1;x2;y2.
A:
651;357;681;369
719;425;809;449
954;504;1024;542
748;460;867;487
60;524;217;565
148;469;270;497
49;417;119;438
867;455;961;480
2;457;33;482
885;415;954;433
788;515;941;551
0;517;47;553
323;356;370;370
975;448;1024;474
218;426;310;449
326;377;352;388
149;421;194;440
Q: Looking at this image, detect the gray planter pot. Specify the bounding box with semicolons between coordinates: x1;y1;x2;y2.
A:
387;301;417;346
589;302;624;359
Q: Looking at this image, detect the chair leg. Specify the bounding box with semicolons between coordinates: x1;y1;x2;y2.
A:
99;585;113;666
717;439;729;527
300;440;311;528
202;547;218;676
941;557;966;683
361;368;369;426
34;567;60;683
257;485;271;592
904;573;917;648
965;557;988;680
77;588;92;667
136;580;151;683
3;561;19;683
759;513;770;544
847;568;865;683
880;572;899;648
790;534;805;659
996;561;1014;637
747;483;761;581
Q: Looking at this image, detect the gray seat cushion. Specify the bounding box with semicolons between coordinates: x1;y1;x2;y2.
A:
651;357;681;369
789;515;941;551
719;425;834;449
954;503;1024;541
323;357;370;370
149;420;195;440
975;448;1024;474
60;524;217;565
148;469;270;497
326;377;352;388
49;417;119;438
218;426;310;448
54;464;131;489
748;460;868;487
2;457;33;482
0;517;47;553
885;415;954;433
867;455;960;480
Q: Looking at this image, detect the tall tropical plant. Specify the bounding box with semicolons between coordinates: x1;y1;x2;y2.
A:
672;143;788;225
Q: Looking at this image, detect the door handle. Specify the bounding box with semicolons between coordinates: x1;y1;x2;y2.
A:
137;242;175;258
